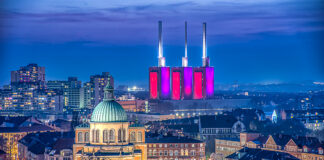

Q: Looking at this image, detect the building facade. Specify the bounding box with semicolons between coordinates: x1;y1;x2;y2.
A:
117;100;147;112
0;116;54;160
18;132;74;160
80;72;114;108
146;136;205;160
214;132;324;160
11;63;46;90
149;22;214;100
47;77;82;108
214;138;242;159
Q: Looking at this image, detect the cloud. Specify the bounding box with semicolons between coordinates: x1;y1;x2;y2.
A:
0;0;323;44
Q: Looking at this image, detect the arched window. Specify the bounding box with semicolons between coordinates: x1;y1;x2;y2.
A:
130;131;136;142
109;129;115;142
84;132;89;142
96;129;100;143
78;132;83;143
103;130;109;142
118;129;122;142
122;129;126;142
118;128;126;142
92;130;95;142
137;131;142;142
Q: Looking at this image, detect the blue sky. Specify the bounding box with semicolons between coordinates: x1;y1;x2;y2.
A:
0;0;323;86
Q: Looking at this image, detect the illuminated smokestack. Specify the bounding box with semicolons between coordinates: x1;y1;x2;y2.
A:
202;22;210;67
182;21;188;67
158;21;165;67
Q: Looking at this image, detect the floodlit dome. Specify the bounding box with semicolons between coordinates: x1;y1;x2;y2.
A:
90;78;127;122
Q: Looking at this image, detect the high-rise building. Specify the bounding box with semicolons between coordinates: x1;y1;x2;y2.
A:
65;77;81;108
8;64;48;110
80;72;114;108
11;63;45;90
47;77;81;108
80;82;92;108
90;72;114;106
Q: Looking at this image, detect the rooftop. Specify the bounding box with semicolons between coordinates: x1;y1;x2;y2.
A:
19;131;74;155
0;123;54;133
200;115;238;128
226;147;299;160
76;122;90;128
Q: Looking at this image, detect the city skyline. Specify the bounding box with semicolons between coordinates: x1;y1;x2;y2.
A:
1;0;324;86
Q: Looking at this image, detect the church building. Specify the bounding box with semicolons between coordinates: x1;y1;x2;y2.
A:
73;79;147;160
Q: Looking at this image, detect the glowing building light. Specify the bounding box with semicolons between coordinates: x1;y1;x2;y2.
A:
172;71;181;100
149;72;158;99
183;67;192;98
205;67;214;98
160;67;170;99
193;72;203;99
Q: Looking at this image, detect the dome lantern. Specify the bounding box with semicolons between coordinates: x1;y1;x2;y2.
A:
90;76;127;122
104;76;114;100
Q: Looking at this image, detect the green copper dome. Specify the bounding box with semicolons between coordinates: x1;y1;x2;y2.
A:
90;77;127;122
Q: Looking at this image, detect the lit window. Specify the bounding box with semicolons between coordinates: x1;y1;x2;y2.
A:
109;129;115;142
103;130;109;142
138;132;142;142
130;131;136;142
84;132;89;142
174;150;179;156
77;132;83;143
169;150;173;156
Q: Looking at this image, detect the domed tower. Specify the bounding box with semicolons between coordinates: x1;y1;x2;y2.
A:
90;78;129;145
73;77;147;160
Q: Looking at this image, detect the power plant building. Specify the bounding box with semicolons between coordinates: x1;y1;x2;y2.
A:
149;21;214;100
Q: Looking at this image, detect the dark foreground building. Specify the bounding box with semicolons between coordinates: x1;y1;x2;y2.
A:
18;131;74;160
226;147;299;160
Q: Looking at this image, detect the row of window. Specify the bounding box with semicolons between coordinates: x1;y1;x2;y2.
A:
149;143;202;148
215;140;240;146
202;128;232;134
148;149;203;157
266;144;324;154
130;131;143;142
77;132;89;143
92;129;126;143
77;129;143;143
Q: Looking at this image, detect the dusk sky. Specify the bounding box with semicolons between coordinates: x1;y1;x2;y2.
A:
1;0;324;87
